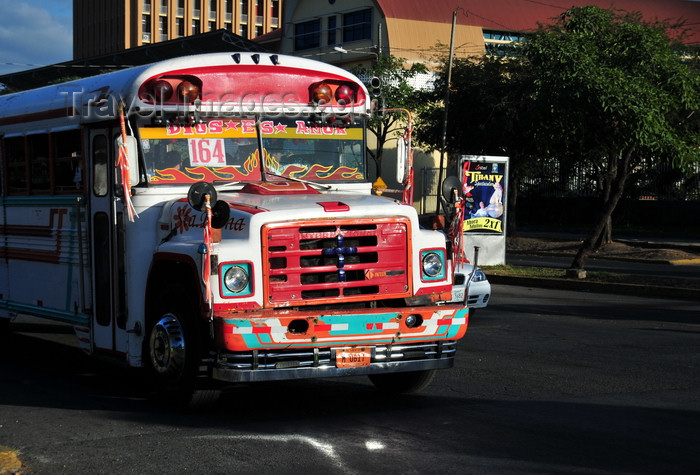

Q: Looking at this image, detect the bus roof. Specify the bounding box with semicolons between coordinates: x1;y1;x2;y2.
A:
0;52;371;134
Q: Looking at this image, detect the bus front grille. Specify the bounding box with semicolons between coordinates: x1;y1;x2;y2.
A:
263;218;410;306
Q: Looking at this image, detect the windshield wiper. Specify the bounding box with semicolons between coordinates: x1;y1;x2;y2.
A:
264;170;332;190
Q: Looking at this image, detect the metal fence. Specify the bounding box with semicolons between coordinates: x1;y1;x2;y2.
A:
421;161;700;205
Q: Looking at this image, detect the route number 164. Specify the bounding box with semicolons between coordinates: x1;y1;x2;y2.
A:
188;138;226;166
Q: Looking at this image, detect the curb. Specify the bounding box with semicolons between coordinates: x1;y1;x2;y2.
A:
506;250;694;265
489;275;700;301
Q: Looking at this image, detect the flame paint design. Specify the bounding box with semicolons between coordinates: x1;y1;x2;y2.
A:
149;150;363;184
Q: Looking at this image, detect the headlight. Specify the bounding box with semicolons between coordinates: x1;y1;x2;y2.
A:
422;252;443;278
224;265;249;293
471;268;487;283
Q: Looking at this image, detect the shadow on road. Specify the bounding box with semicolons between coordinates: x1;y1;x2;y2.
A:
1;326;698;473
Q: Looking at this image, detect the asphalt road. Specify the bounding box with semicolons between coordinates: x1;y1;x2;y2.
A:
1;285;699;474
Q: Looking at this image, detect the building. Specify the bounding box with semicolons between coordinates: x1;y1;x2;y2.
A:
74;0;282;59
280;0;699;67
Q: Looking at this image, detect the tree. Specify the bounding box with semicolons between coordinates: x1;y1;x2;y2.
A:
523;6;700;271
351;55;427;178
414;54;537;233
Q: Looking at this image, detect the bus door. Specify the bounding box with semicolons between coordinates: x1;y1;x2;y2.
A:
89;128;128;354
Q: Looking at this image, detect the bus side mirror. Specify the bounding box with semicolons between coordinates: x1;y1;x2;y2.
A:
395;136;408;185
115;135;140;186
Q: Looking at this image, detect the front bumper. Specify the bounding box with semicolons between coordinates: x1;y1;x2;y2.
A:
211;305;467;383
212;340;457;382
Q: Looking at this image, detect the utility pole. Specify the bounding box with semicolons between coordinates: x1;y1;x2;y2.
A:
435;7;458;220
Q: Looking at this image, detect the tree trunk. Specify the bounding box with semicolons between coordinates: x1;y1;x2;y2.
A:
594;216;612;249
570;147;634;270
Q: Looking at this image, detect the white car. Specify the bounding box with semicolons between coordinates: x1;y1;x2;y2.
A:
443;262;491;311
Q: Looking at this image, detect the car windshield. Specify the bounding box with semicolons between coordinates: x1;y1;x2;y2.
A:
141;117;366;185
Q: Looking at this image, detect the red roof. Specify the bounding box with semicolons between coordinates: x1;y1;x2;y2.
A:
375;0;700;44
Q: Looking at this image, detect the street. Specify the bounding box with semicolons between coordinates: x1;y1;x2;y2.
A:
1;284;699;474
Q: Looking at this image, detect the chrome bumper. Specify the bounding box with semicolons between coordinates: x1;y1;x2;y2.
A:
211;340;457;382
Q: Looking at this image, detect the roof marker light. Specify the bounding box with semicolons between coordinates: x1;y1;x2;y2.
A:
312;83;333;105
335;85;353;105
152;79;173;102
177;81;200;103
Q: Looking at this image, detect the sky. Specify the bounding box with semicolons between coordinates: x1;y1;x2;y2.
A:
1;0;699;77
0;0;72;76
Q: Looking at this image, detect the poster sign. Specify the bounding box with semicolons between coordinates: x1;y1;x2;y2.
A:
461;159;506;234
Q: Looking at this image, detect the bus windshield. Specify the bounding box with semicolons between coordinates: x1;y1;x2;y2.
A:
141;117;366;185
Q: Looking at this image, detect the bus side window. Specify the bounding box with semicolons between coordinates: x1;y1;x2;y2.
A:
5;137;27;195
28;134;50;194
54;130;83;193
93;135;109;197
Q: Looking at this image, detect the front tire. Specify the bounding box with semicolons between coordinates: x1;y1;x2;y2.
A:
145;286;219;407
368;370;436;394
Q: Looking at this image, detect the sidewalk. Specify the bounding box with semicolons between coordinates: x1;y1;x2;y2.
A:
487;230;700;301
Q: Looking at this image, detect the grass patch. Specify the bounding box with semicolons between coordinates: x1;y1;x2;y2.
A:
483;265;700;290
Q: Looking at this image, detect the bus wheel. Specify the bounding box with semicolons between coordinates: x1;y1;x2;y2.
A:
145;287;219;407
368;370;436;394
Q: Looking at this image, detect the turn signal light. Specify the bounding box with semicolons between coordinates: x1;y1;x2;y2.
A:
311;83;333;105
177;81;201;103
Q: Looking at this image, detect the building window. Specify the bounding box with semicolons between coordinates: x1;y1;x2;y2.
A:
160;0;168;15
271;0;280;28
343;9;371;43
327;16;336;45
176;17;185;37
483;30;524;57
159;15;168;41
192;0;201;35
295;19;321;50
225;0;232;22
209;0;217;21
142;14;151;42
143;0;151;14
241;0;248;23
255;0;263;25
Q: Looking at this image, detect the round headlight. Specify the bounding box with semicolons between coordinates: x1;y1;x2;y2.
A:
224;266;249;293
422;252;443;278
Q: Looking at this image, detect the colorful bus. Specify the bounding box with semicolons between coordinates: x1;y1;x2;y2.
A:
0;52;489;405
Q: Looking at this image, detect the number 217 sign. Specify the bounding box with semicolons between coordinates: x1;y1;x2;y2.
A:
188;138;226;166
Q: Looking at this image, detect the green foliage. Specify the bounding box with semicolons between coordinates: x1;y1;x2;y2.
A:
524;6;700;171
414;54;536;164
351;55;428;177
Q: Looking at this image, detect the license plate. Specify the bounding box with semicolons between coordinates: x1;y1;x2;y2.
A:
336;347;371;368
453;289;465;302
